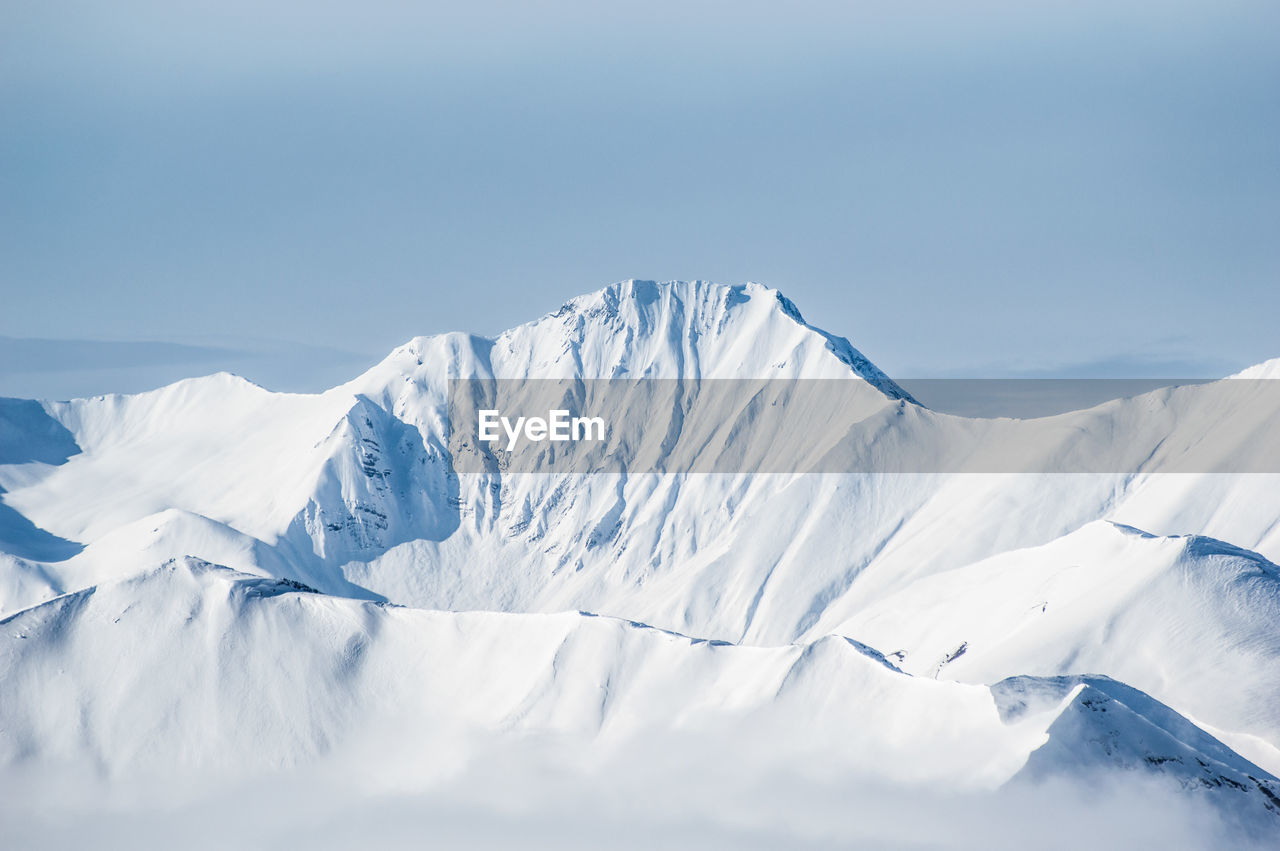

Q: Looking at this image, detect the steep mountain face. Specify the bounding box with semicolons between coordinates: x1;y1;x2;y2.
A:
2;280;1279;845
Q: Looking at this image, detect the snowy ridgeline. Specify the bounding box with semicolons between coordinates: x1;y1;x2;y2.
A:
1;280;1279;847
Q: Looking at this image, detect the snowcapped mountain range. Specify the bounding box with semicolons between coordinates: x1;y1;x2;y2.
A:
2;280;1279;848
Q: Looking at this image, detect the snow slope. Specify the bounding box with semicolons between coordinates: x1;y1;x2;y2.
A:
3;558;1276;823
833;521;1280;770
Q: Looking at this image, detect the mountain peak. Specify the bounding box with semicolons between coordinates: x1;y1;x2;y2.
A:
351;279;911;400
490;279;911;391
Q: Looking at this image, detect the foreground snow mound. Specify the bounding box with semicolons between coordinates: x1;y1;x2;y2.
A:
2;557;1276;833
838;520;1280;774
0;558;1016;783
994;676;1279;805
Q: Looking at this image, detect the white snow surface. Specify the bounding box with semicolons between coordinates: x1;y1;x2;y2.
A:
2;280;1279;847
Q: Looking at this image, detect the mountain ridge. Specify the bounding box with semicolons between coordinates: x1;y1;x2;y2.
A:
2;279;1279;843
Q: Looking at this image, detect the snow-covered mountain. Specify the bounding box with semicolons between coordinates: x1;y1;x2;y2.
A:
2;280;1278;848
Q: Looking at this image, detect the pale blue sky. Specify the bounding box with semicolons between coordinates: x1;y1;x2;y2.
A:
2;1;1278;396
